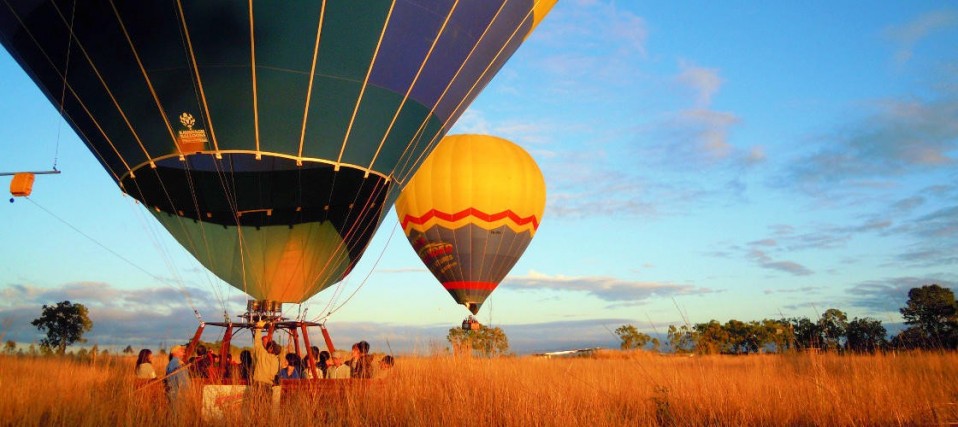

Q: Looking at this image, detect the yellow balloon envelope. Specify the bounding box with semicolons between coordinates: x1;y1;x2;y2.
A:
395;134;546;314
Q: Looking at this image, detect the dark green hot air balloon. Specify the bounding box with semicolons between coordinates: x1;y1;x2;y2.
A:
0;0;555;303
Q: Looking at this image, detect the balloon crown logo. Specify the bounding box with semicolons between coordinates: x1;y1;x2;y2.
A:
179;113;196;130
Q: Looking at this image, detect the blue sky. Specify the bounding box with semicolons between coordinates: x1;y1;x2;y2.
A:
1;1;956;353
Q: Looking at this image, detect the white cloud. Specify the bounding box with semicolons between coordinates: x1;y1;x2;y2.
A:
675;109;739;160
785;95;958;193
886;9;958;63
747;145;767;165
677;62;723;108
846;276;957;314
746;248;813;276
536;1;648;56
0;282;236;347
501;270;713;303
452;110;492;135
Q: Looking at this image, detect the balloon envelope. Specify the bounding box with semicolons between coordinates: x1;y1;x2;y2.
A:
395;134;546;314
0;1;554;303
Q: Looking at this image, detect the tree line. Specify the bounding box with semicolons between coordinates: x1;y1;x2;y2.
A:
615;284;958;354
8;284;955;357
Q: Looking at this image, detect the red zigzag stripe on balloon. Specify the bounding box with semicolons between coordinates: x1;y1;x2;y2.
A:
401;208;540;230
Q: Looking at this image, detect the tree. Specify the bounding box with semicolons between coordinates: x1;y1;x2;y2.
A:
899;284;958;349
845;317;887;353
819;308;848;352
725;320;764;354
30;301;93;355
615;324;652;350
123;345;134;355
447;324;509;357
3;340;15;354
667;325;697;353
695;320;730;355
890;327;926;350
790;317;822;350
763;319;794;353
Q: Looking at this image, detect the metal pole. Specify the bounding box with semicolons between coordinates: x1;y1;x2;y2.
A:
218;323;233;380
301;322;320;380
266;321;276;344
320;324;336;354
0;170;61;176
184;322;206;360
291;326;301;357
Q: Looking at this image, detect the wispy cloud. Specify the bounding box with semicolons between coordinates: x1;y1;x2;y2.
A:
545;168;665;218
458;4;766;221
541;62;755;219
746;247;813;276
639;61;746;167
677;61;723;108
714;238;815;277
733;182;957;271
668;109;739;161
781;301;839;315
890;204;958;268
886;9;958;64
846;276;956;314
501;270;713;304
784;96;958;193
0;282;228;348
763;286;823;295
520;0;648;97
376;267;428;274
535;1;648;56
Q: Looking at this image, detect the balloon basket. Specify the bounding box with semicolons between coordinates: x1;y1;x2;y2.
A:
462;316;481;331
180;306;385;421
182;301;339;384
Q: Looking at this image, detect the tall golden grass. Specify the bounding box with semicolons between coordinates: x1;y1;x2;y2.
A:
1;350;956;426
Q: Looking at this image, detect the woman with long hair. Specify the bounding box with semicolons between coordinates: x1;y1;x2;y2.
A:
134;349;156;379
239;350;253;381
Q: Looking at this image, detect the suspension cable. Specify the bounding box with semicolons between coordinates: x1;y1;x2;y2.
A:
25;196;200;314
323;216;401;319
51;0;76;171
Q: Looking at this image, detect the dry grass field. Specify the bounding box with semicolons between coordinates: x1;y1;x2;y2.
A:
0;350;956;426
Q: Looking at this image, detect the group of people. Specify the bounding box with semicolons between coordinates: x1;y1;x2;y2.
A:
248;322;393;383
132;323;395;404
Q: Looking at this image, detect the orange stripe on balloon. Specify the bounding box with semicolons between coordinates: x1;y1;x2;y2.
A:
442;281;498;290
401;208;540;230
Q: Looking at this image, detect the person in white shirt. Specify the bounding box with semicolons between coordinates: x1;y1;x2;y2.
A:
134;348;156;379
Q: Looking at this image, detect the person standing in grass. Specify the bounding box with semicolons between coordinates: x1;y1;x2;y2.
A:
347;341;374;379
190;345;215;378
164;345;190;403
135;348;156;379
373;355;394;379
249;321;281;415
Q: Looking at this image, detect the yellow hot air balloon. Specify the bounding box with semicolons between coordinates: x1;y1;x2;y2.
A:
395;134;546;314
